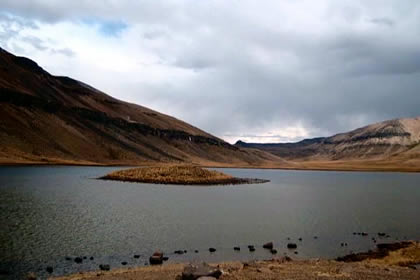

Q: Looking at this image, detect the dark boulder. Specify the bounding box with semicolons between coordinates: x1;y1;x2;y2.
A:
181;262;222;280
209;248;216;253
90;256;94;260
263;242;273;250
74;257;83;264
174;250;184;255
233;247;240;251
134;254;140;258
298;238;302;241
270;249;278;254
99;264;110;271
163;257;169;261
287;243;297;249
378;232;386;237
46;266;53;274
121;261;127;265
194;250;199;253
149;251;164;265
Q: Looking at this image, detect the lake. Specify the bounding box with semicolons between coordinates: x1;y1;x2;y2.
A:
0;166;419;279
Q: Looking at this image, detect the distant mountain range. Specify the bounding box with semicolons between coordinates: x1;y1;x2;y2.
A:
236;117;420;171
0;48;418;171
0;48;281;166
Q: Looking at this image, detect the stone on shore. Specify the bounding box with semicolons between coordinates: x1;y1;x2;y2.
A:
149;251;164;265
99;264;110;271
287;243;297;249
181;262;222;280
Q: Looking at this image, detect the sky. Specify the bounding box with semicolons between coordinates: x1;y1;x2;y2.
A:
1;0;420;143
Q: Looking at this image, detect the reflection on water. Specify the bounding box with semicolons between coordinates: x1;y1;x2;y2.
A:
0;166;419;279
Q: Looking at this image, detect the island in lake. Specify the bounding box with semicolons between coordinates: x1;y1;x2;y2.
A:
100;165;269;185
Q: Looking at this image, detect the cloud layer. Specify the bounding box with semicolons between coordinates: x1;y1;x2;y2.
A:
1;0;420;143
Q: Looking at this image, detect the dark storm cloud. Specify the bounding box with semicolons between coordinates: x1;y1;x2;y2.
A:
1;1;420;142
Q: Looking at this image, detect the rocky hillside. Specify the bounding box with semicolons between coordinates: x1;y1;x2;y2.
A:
0;48;282;166
236;117;420;161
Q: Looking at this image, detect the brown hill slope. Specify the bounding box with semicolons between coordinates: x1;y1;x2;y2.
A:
0;48;284;166
236;117;420;171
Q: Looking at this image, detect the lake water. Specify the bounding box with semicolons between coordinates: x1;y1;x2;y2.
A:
0;166;419;279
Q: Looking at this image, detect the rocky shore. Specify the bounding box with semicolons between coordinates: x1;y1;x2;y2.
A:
52;241;419;280
99;165;269;185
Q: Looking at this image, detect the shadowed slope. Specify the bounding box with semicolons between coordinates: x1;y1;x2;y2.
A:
0;48;285;166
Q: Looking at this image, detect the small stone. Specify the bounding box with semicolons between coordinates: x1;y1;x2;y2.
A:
65;256;71;261
26;272;37;280
263;242;273;249
121;261;127;265
46;266;53;274
74;257;83;264
234;247;240;251
134;254;140;258
195;250;199;253
298;238;302;241
90;256;94;260
174;250;184;255
209;248;216;253
149;251;164;265
99;264;110;271
270;249;278;254
287;243;297;249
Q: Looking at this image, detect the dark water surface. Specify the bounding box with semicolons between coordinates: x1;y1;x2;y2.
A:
0;166;419;279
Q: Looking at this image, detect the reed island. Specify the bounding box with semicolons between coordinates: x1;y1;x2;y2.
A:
100;165;269;185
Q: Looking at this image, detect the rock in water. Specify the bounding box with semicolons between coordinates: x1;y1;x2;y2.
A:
149;251;164;265
287;243;297;249
99;264;110;271
74;257;83;264
209;248;216;253
263;242;273;249
46;266;53;274
181;263;222;280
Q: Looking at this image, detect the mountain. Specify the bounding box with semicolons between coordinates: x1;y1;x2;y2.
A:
236;117;420;171
0;48;283;166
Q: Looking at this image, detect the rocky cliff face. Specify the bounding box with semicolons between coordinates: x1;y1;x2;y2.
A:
0;48;281;166
236;117;420;160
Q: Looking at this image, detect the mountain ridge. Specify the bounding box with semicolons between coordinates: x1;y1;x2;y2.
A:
0;47;284;167
235;117;420;161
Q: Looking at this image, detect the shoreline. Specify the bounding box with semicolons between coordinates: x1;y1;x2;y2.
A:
1;160;420;173
53;241;420;280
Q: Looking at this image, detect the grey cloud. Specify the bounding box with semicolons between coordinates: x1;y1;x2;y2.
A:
2;1;420;142
50;47;75;57
369;17;395;26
